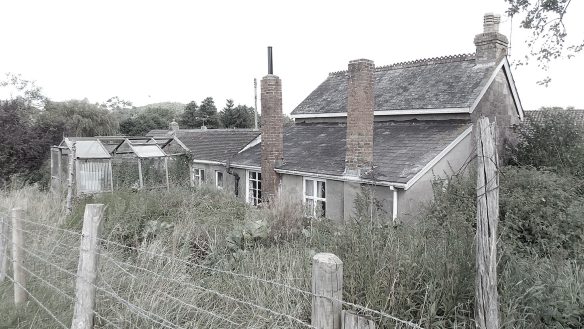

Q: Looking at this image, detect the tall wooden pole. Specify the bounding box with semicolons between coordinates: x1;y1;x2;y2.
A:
71;204;105;329
475;116;500;329
254;78;258;131
312;253;343;329
11;208;27;305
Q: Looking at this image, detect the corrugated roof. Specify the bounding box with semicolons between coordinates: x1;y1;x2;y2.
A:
291;54;497;115
231;121;470;184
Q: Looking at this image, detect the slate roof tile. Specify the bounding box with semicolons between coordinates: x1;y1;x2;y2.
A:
524;109;584;127
231;121;470;184
291;54;497;115
148;129;260;163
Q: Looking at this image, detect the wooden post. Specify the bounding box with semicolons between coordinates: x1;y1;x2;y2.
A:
137;159;144;189
342;311;375;329
312;253;343;329
189;162;195;188
58;148;63;193
0;214;7;283
50;147;57;193
66;145;76;214
11;208;27;305
475;116;500;329
71;204;106;329
164;157;170;191
108;159;114;193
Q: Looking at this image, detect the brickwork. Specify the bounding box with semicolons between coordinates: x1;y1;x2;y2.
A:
474;13;508;64
345;59;375;176
260;74;283;200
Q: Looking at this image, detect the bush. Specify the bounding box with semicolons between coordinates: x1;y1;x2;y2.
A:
513;109;584;177
500;166;584;259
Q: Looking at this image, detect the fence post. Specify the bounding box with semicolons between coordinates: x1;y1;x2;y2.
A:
312;252;343;329
342;310;375;329
11;208;27;305
66;144;76;214
0;214;7;283
475;117;500;329
71;204;106;329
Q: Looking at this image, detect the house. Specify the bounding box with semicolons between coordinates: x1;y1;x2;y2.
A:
146;127;260;194
152;13;524;222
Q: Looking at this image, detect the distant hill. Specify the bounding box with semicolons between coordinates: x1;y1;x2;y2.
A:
114;102;186;121
136;102;186;113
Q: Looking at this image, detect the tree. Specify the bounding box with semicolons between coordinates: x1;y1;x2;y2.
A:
179;101;199;128
220;99;237;128
198;97;219;128
119;106;175;136
220;99;257;128
506;0;582;84
37;99;119;145
0;99;49;186
99;96;134;112
0;73;47;109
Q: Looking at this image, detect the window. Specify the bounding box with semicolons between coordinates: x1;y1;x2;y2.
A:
193;168;205;185
247;170;262;206
304;178;326;217
215;171;224;189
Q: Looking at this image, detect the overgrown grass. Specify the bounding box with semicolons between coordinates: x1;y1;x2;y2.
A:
1;174;582;328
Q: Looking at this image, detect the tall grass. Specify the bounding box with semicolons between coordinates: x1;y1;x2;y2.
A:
0;181;582;328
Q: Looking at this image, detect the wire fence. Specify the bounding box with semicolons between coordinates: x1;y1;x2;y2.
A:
0;208;426;329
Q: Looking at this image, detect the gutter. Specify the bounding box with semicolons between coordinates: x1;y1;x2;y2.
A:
273;168;407;189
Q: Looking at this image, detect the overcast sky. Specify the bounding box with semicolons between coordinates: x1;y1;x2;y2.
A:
1;0;583;114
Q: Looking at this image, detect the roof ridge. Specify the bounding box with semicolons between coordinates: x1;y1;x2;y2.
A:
327;53;476;77
376;53;476;71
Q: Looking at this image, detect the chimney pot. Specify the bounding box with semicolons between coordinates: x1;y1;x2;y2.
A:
474;12;508;64
483;13;501;33
170;120;179;131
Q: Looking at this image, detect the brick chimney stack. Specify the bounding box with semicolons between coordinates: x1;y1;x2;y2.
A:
345;59;375;176
260;74;283;201
474;13;509;64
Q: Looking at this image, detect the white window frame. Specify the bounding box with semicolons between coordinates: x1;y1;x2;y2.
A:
193;168;205;185
303;177;326;217
246;170;262;206
215;170;224;189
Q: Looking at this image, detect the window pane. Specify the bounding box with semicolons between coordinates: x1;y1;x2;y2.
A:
304;199;314;216
251;180;256;190
316;201;326;218
258;172;261;180
305;179;314;197
318;181;326;198
201;170;205;182
249;171;255;180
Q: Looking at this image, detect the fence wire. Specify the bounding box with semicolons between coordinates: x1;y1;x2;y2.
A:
1;214;426;329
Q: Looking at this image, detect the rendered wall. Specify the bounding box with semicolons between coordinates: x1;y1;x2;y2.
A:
471;67;521;158
398;132;473;220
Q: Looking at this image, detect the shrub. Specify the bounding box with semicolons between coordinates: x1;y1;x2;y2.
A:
512;109;584;177
500;166;584;259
